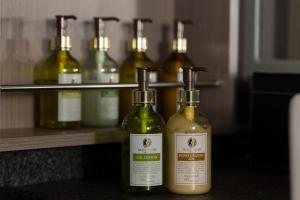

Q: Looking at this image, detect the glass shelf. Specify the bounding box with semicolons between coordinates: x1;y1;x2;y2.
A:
0;81;222;92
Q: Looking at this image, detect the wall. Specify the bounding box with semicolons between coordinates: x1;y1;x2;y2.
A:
0;0;238;134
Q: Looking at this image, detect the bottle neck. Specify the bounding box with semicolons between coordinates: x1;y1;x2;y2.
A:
178;102;200;121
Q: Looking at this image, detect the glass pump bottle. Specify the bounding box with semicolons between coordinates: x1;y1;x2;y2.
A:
82;17;120;127
160;20;194;121
166;66;211;194
120;18;157;121
122;68;165;194
35;15;81;129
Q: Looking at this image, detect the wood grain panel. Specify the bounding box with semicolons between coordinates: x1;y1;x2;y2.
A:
0;127;122;152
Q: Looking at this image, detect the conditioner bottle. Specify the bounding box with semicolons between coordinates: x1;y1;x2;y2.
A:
122;68;165;193
166;66;211;194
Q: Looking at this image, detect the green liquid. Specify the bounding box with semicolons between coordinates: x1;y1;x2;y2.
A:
121;104;165;194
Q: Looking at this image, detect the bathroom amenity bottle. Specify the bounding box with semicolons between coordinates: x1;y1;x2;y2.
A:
120;18;157;121
160;20;194;121
166;66;211;194
82;17;120;127
122;67;165;193
35;15;81;128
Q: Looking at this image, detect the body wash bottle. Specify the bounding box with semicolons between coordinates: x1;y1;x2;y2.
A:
35;15;81;128
120;18;157;121
82;17;119;127
166;66;211;194
160;20;194;120
122;68;165;194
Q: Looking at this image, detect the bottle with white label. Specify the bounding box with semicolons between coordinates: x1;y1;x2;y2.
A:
120;18;157;121
166;66;211;194
160;20;194;121
122;67;165;194
82;17;119;127
35;15;82;128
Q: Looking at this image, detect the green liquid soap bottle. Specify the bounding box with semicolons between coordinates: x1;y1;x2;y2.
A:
120;18;157;121
122;67;165;194
160;20;194;121
166;66;211;194
35;15;81;129
82;17;120;127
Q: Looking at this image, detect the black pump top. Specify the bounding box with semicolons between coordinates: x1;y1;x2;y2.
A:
55;15;77;37
94;17;119;37
136;67;155;91
174;20;193;39
182;66;207;90
133;18;152;38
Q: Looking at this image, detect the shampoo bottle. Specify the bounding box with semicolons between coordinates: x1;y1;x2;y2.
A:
120;18;157;121
166;66;211;194
160;20;194;121
35;15;81;128
82;17;120;127
122;67;165;194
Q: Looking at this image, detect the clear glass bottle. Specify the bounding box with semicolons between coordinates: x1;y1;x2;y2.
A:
120;18;157;121
160;20;194;121
122;68;165;194
35;15;82;129
166;67;211;194
82;17;119;127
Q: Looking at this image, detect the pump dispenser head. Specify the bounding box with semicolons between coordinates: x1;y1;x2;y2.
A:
133;67;156;104
131;18;152;52
172;20;193;53
51;15;77;50
178;66;207;104
91;17;119;51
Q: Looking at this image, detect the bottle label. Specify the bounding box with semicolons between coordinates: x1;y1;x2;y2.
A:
58;74;82;122
97;73;119;120
130;133;163;186
135;71;157;82
175;133;207;185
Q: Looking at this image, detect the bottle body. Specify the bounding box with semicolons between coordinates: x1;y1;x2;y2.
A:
35;51;82;128
82;51;119;127
119;52;155;121
160;52;194;121
122;104;165;193
166;103;211;194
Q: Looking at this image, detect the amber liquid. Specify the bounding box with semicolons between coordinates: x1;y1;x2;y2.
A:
119;51;154;121
160;52;194;121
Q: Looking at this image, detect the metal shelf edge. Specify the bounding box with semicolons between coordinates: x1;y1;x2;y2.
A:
0;81;222;92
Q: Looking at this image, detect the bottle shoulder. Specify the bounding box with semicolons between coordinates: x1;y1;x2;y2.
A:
122;107;165;134
167;111;211;134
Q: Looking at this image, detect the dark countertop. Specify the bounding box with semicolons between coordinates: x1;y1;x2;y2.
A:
0;164;289;200
0;133;290;199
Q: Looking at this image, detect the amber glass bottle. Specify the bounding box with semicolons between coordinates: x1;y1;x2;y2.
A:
160;20;194;121
120;18;156;121
35;15;81;129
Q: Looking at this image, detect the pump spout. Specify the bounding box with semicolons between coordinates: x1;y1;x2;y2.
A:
92;17;120;51
172;20;193;53
94;17;119;38
182;66;207;90
56;15;77;37
131;18;152;52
